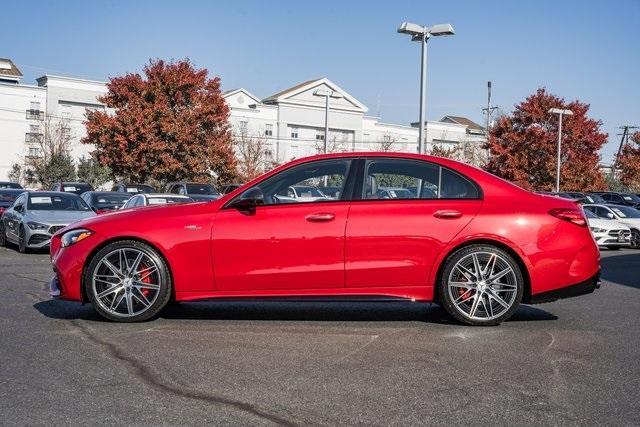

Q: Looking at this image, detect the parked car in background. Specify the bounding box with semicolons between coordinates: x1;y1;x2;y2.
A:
0;181;23;189
220;183;243;194
275;185;330;202
0;189;25;216
0;192;94;252
167;182;221;201
121;193;193;209
583;204;640;248
582;193;607;204
50;152;600;325
318;186;342;199
111;183;156;194
80;191;132;214
376;187;416;199
50;182;94;195
593;192;640;208
584;209;631;250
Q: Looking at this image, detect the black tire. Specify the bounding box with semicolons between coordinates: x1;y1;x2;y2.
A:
85;240;172;322
0;221;6;247
18;226;29;254
606;246;621;251
439;244;524;326
630;230;640;249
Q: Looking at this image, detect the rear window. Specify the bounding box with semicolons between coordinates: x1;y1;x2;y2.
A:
92;193;131;208
125;185;155;194
186;184;219;195
62;184;93;195
0;182;22;189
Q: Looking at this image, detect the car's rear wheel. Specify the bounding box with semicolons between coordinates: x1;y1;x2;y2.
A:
439;245;524;326
85;240;172;322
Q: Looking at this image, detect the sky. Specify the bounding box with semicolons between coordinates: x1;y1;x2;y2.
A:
1;0;638;162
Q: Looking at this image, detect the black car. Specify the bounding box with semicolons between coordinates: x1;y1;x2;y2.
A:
0;181;23;189
50;182;94;195
583;193;607;204
111;183;156;194
0;189;24;216
594;192;640;208
166;182;221;201
80;191;132;214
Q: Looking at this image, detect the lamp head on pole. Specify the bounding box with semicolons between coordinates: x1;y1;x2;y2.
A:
397;22;455;41
548;108;573;116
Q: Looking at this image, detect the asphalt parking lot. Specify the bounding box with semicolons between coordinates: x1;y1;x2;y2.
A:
1;246;639;426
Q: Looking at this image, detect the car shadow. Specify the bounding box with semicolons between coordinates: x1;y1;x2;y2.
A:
600;252;640;289
34;299;556;324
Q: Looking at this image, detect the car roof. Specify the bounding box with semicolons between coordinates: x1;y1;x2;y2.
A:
24;191;80;197
142;193;191;198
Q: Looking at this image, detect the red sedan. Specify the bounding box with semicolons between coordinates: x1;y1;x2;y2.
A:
49;153;600;325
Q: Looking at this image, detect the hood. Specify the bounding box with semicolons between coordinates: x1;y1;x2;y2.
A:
26;210;96;225
587;218;630;231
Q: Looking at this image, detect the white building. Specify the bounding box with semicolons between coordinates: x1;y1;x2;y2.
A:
0;58;107;182
0;59;486;181
224;78;487;162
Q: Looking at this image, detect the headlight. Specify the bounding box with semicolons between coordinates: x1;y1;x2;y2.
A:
61;229;93;247
27;221;48;230
590;227;606;233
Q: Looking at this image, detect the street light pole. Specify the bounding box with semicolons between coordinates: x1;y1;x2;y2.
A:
398;22;455;155
313;89;344;154
548;108;573;192
418;34;428;154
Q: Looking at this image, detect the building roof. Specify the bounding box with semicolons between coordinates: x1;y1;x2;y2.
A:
440;115;485;132
262;78;323;103
0;58;23;81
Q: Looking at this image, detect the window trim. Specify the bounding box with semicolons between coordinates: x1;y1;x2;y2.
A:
223;158;358;210
353;157;483;202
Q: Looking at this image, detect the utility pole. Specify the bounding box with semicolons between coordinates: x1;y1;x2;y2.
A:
614;125;638;170
481;81;498;137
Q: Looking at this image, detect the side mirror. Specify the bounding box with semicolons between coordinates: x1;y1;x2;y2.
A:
606;212;614;219
14;205;23;213
228;187;264;210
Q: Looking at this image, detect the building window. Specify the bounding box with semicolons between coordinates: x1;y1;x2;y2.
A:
265;124;273;136
291;127;299;139
29;124;39;133
316;130;325;141
383;134;392;143
26;102;43;120
239;121;248;134
28;147;40;157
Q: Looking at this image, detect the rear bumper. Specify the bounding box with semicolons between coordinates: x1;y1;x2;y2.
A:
528;270;600;304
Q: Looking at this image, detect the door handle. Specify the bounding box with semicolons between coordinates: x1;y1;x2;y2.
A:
305;212;335;222
433;210;462;219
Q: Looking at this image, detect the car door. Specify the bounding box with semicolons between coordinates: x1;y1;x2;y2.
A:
345;157;482;289
212;158;355;291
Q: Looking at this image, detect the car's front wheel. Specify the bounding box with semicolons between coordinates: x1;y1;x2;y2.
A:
630;230;640;249
439;245;524;326
85;240;172;322
0;221;6;247
18;226;28;253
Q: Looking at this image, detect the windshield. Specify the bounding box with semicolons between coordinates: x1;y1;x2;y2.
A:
294;186;326;197
147;197;192;205
584;194;605;204
92;193;131;209
186;184;219;195
28;193;91;211
584;209;598;219
622;194;640;203
61;184;93;195
0;190;23;207
610;205;640;219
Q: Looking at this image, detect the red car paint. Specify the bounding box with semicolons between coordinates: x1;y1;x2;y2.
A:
50;152;599;304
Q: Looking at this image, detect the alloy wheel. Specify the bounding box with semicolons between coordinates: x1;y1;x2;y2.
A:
447;251;519;321
91;248;163;318
631;231;640;249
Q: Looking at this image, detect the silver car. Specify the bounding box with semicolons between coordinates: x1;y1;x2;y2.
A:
0;191;95;253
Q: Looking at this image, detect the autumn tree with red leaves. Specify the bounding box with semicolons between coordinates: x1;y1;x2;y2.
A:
485;88;607;191
82;59;236;185
617;132;640;191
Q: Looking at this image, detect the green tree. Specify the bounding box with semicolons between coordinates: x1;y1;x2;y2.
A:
30;154;76;189
77;155;112;188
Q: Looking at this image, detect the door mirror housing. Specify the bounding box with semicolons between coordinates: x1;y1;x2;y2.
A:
228;187;264;210
606;212;614;219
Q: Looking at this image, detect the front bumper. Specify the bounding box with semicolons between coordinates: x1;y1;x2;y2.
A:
593;230;631;247
26;224;68;248
529;271;601;304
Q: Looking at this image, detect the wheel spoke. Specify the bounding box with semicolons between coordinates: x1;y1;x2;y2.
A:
129;252;144;274
471;253;483;278
132;288;151;307
468;294;481;318
110;289;125;311
136;265;157;281
487;289;510;309
455;264;476;281
449;281;476;290
102;259;122;278
489;267;513;283
482;254;497;278
454;290;474;304
125;292;134;315
97;284;122;299
133;281;160;290
483;294;494;317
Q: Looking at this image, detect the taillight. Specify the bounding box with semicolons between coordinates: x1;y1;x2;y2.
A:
549;208;587;227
